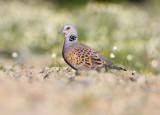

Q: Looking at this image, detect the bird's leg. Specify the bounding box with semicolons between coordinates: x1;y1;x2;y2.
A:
75;70;80;76
75;70;86;76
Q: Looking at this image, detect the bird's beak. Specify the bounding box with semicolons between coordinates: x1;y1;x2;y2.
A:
58;30;63;34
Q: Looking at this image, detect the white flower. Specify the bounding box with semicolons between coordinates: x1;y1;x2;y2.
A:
113;46;117;51
12;52;18;58
151;60;158;68
126;54;133;61
110;53;115;58
51;53;56;59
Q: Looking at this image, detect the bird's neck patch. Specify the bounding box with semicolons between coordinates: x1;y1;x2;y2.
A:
69;34;77;42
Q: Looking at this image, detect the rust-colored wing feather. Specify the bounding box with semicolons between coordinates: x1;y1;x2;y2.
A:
64;46;104;70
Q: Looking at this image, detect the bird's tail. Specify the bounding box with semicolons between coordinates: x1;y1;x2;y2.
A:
112;65;126;71
103;63;126;72
104;63;136;76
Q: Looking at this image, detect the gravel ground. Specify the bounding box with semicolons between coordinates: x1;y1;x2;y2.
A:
0;57;160;115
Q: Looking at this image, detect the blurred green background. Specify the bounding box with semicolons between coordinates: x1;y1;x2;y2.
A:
0;0;159;75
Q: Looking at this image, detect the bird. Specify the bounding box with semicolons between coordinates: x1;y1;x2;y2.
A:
58;24;126;73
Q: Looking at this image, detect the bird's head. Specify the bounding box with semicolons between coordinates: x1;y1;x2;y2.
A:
59;24;78;42
59;24;77;35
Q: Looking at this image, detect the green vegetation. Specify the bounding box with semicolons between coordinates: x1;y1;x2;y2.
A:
0;0;159;75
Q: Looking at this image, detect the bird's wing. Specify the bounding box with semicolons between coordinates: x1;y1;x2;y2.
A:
64;45;104;70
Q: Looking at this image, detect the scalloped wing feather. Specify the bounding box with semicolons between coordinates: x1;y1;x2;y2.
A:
64;45;104;70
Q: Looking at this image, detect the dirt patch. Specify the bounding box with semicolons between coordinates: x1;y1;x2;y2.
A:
0;57;160;115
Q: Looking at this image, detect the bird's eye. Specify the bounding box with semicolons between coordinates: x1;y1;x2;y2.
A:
66;27;70;30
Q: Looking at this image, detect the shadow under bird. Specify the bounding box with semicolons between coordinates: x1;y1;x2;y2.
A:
59;24;126;73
